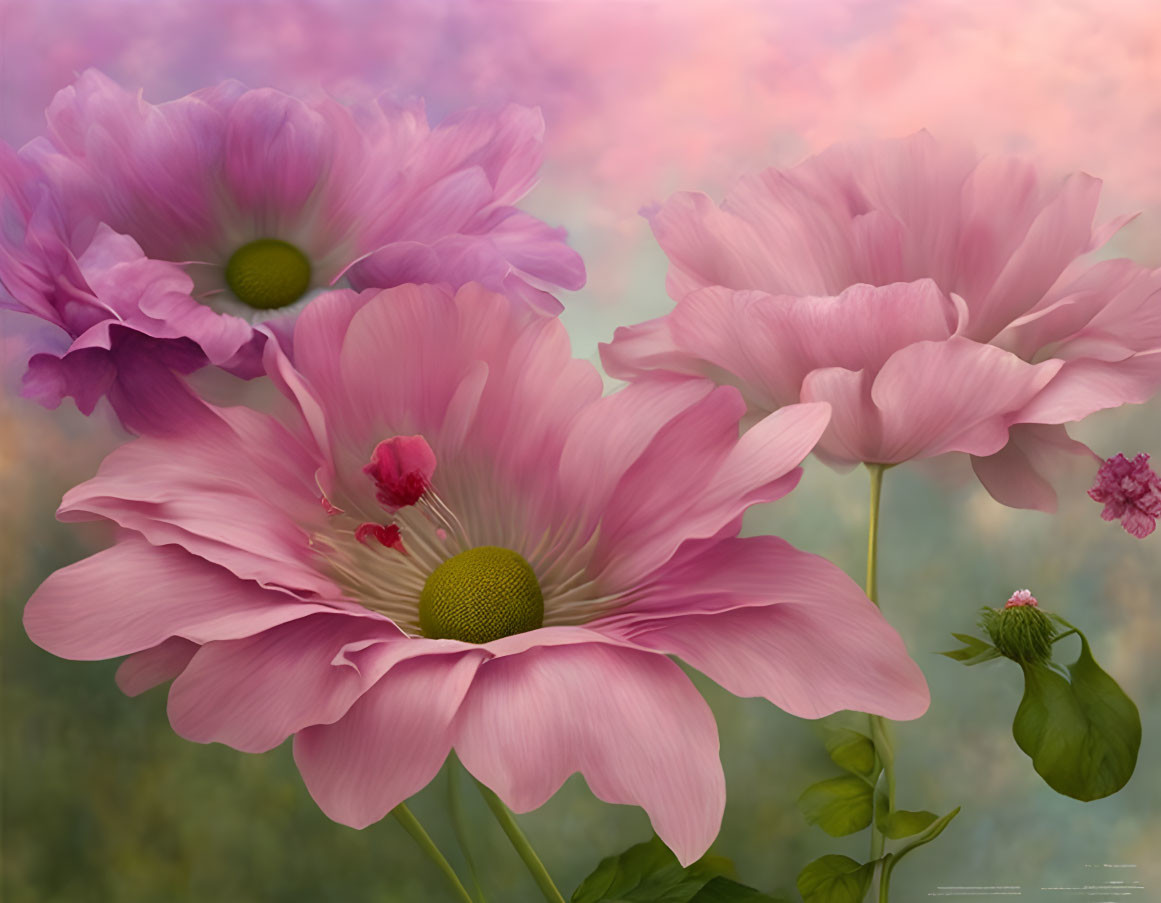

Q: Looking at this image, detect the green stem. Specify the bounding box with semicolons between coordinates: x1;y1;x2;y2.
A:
865;463;885;608
392;803;475;903
448;755;487;902
878;853;895;903
474;780;566;903
864;464;895;888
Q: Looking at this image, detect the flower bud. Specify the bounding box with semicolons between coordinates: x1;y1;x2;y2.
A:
980;590;1057;664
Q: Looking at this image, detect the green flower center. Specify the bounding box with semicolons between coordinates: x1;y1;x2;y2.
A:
419;546;544;643
224;239;312;310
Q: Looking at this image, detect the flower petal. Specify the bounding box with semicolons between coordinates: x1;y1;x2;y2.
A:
57;405;334;593
223;88;330;220
971;423;1099;513
24;541;337;660
592;388;827;586
454;643;724;866
622;537;930;721
294;651;483;829
870;338;1063;461
167;613;404;753
1013;352;1161;425
115;637;199;697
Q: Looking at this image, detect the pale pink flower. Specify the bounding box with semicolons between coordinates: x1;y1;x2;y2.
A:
1088;453;1161;538
24;282;928;864
603;133;1161;511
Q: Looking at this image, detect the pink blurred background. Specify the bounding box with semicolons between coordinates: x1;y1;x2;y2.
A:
3;0;1159;276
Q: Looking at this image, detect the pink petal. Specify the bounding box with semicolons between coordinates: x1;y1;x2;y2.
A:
57;406;335;594
484;210;586;290
42;68;230;255
599;317;708;383
870;338;1063;461
454;643;724;866
799;366;879;467
346;242;442;288
622;537;930;721
971;423;1100;513
168;613;403;753
1012;352;1161;425
587;384;745;530
1122;507;1158;539
24;541;338;660
664;280;956;408
23;347;116;415
115;637;199;697
593;388;826;586
557;377;716;534
422;103;545;206
969;172;1102;342
294;651;484;829
392;166;495;242
223;88;330;220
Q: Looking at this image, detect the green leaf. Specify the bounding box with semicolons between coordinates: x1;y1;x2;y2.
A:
823;729;879;782
877;808;938;840
688;877;788;902
939;633;1001;666
797;776;874;837
880;807;961;884
1012;633;1141;801
571;835;733;903
796;855;875;903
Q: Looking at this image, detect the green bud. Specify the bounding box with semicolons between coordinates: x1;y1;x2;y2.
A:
980;593;1057;664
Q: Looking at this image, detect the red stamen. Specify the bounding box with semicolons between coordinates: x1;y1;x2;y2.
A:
355;522;407;554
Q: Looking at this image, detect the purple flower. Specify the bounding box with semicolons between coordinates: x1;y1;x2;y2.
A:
2;70;584;431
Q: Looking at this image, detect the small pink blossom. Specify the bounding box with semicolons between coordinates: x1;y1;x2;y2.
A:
23;281;929;865
1088;453;1161;538
1005;589;1038;608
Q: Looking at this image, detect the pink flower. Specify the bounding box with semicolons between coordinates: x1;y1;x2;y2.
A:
1088;453;1161;538
3;69;583;426
1005;589;1038;608
24;282;928;865
602;133;1161;511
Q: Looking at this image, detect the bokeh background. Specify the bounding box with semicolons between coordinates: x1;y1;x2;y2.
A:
2;1;1159;900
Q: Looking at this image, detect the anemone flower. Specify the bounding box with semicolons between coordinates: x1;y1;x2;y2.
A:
24;281;928;864
2;69;583;428
601;132;1161;511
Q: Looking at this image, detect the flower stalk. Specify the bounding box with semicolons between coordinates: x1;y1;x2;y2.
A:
391;802;475;903
448;754;487;902
864;464;895;878
475;779;566;903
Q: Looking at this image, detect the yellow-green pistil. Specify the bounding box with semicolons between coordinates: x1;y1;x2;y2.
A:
419;546;544;643
224;238;312;310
